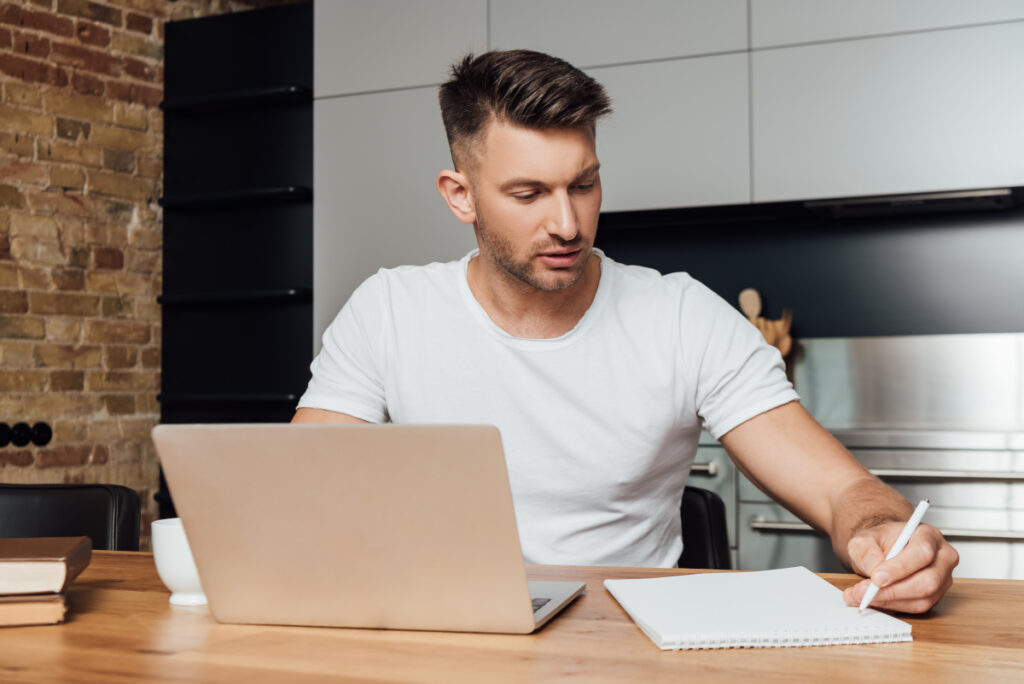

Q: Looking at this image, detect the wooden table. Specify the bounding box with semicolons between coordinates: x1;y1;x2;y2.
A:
2;552;1023;683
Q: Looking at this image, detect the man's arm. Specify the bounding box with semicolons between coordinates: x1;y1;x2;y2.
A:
291;408;368;424
719;401;958;613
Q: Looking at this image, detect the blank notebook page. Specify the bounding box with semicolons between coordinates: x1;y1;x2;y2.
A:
604;566;912;650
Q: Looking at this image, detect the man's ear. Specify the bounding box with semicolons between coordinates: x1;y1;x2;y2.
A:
436;169;476;225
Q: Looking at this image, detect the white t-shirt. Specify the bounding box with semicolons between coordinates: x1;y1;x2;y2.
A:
298;249;799;567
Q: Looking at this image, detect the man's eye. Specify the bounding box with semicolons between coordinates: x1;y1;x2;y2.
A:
572;183;595;193
514;192;539;201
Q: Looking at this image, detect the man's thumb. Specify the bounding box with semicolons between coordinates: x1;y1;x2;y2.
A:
848;534;885;576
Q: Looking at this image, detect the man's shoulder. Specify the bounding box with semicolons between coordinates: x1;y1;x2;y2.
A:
348;255;468;315
600;254;730;319
358;254;467;294
601;252;702;295
377;255;465;279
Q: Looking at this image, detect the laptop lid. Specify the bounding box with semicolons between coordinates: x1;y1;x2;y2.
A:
152;423;581;633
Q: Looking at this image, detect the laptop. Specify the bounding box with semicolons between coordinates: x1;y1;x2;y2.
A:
151;423;585;633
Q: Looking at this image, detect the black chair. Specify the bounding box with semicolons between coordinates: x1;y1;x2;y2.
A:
678;485;731;569
0;484;141;551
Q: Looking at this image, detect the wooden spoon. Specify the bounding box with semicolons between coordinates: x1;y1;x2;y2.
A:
777;335;793;358
776;310;794;357
738;288;762;322
779;308;793;335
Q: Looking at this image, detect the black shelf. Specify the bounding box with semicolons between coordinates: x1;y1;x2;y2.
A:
158;393;299;405
159;1;313;519
160;185;311;210
158;288;311;306
161;85;311;113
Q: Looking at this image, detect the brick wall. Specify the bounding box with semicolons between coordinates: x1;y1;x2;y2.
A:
0;0;297;548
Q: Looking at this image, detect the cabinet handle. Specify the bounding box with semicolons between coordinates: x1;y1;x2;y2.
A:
869;468;1024;482
927;529;1024;542
749;519;821;534
691;461;719;476
749;519;1024;542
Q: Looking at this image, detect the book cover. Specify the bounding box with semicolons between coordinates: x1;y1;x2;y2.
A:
0;537;92;595
0;593;67;627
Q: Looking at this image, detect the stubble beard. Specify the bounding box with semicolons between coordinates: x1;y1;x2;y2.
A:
476;212;591;292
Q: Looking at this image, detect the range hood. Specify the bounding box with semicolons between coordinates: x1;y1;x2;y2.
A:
805;188;1015;219
600;186;1021;229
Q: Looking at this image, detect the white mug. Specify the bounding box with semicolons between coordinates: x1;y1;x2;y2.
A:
151;517;207;606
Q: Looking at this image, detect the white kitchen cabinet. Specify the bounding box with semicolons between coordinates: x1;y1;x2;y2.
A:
490;0;747;68
313;91;477;346
314;0;487;97
752;22;1024;202
751;0;1024;48
591;54;750;211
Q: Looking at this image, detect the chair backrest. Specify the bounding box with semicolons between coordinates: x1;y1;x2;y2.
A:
0;484;141;551
678;485;731;570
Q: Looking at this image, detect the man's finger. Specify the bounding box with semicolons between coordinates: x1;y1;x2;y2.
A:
843;543;958;613
842;578;872;606
856;570;953;614
869;525;941;588
843;574;942;613
846;534;886;576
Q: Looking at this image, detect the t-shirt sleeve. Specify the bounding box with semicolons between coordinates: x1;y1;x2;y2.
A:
296;273;389;423
681;279;800;440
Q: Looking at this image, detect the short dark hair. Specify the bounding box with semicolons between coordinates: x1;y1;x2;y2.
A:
438;50;612;170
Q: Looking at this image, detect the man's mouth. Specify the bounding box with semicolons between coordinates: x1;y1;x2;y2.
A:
537;248;582;267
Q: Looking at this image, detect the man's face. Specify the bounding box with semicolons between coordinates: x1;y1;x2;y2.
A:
468;120;602;292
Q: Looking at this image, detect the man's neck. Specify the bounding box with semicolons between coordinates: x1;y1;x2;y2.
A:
467;252;601;339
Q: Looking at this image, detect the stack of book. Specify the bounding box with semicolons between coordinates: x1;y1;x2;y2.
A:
0;537;92;627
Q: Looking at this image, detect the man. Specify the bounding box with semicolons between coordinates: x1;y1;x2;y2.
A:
294;50;958;613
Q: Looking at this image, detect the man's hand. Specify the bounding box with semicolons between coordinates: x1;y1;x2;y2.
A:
721;402;959;613
842;522;958;613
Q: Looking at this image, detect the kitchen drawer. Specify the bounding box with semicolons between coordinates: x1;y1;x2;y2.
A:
736;442;1024;577
738;503;845;573
739;502;1024;579
739;448;1024;510
925;507;1024;579
688;446;736;548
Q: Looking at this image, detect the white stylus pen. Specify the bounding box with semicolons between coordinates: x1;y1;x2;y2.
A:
858;499;931;613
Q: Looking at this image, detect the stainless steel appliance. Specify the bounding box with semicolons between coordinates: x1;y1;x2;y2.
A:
733;333;1024;579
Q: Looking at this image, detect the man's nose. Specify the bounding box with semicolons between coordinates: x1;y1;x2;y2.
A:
546;190;579;241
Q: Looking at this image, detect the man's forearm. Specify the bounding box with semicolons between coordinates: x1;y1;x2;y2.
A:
722;402;956;610
828;475;914;570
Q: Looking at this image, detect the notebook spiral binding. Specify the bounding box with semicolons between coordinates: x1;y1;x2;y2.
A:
664;627;913;650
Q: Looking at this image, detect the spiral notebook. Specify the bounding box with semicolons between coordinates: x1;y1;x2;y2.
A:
604;566;912;650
